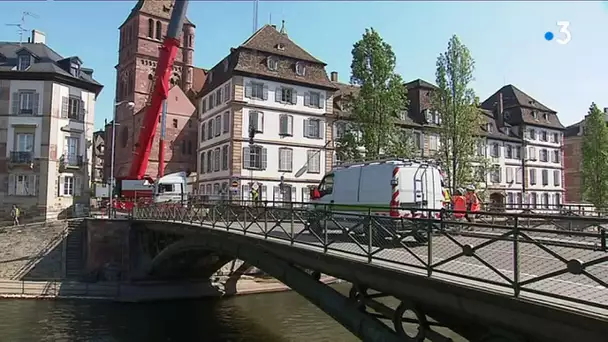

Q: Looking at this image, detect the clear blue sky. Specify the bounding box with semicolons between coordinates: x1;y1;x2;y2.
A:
2;1;607;130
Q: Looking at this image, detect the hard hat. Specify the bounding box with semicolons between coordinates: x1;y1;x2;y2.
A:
457;187;465;194
466;185;476;191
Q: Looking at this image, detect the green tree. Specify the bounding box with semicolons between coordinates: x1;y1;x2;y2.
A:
581;102;608;210
337;28;413;162
431;35;485;192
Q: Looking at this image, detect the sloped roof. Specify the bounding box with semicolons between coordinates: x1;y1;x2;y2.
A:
483;84;554;113
405;78;437;90
241;24;324;64
121;0;194;28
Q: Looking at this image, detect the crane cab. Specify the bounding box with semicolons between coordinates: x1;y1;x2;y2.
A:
153;171;188;203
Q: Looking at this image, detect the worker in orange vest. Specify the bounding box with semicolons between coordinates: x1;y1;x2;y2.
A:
465;185;481;223
452;188;467;219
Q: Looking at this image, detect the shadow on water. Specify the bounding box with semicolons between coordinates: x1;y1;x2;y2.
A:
0;287;358;342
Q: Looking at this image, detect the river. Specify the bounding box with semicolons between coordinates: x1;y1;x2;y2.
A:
0;284;465;341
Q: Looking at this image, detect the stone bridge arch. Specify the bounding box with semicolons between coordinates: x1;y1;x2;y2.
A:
146;237;402;342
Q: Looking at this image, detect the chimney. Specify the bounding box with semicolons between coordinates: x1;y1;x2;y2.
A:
31;30;46;44
330;71;338;82
496;92;504;127
271;24;277;29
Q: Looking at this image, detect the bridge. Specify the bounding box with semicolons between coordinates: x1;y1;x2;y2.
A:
108;201;608;342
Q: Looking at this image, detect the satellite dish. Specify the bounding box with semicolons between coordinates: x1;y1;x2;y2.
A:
294;165;308;178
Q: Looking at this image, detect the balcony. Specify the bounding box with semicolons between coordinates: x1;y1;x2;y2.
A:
59;154;84;171
9;151;34;166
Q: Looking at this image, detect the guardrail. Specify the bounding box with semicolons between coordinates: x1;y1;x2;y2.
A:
131;200;608;312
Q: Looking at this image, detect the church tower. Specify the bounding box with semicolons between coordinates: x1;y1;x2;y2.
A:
108;0;197;178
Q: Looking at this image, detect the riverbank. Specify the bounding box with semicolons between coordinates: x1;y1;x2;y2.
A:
0;276;340;302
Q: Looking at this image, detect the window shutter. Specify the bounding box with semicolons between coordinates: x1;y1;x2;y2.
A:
11;92;19;115
224;84;231;101
273;186;280;202
279;115;286;134
59;176;64;196
261;185;267;200
303;119;309;137
79;99;85;120
262;84;269;100
243;147;250;168
304;92;310;107
291;90;297;104
319;121;324;139
61;96;69;118
27;175;37;196
288;115;293;135
261;148;268;169
257;112;264;133
32;93;40;115
8;174;15;195
318;93;325;109
245;82;252;98
291;187;297;203
275;87;281;102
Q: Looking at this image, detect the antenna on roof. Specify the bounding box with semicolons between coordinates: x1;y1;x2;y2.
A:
252;0;259;33
5;11;39;45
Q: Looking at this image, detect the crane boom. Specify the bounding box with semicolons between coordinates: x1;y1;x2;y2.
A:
128;0;189;179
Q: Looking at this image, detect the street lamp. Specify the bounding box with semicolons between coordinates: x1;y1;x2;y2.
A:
109;100;135;217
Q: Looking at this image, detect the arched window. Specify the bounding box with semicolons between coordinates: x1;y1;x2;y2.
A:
155;21;162;40
148;19;154;38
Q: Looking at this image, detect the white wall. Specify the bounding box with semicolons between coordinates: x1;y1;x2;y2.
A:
7;80;44;158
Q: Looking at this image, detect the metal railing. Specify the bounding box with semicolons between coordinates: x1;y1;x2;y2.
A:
131;199;608;312
9;151;33;164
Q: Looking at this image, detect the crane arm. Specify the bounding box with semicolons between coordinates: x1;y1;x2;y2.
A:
128;0;190;179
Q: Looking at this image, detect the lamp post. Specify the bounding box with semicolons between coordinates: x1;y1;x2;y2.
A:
108;100;135;217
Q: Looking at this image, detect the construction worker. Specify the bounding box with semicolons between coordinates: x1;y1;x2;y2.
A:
250;185;259;205
452;188;467;220
465;185;481;223
441;182;451;209
11;204;20;226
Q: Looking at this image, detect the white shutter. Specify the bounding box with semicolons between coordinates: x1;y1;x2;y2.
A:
291;187;296;203
8;174;15;195
273;186;280;202
75;176;82;196
261;185;267;200
319;120;324;139
59;176;64;196
27;175;37;196
303;119;310;137
257;112;264;133
275;87;281;102
318;93;325;109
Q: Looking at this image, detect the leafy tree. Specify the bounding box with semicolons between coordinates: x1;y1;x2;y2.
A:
581;102;608;210
431;35;485;192
337;28;413;162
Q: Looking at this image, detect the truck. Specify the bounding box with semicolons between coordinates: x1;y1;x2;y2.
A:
112;0;190;211
307;159;446;243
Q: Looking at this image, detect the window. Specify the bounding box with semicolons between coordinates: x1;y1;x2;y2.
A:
413;131;422;150
542;193;550;208
553;170;561;186
505;167;513;183
267;57;278;71
65;137;79;165
222;145;229;170
515;146;522;159
216;88;223;106
249;111;264;133
552;133;560;143
16;133;34;152
9;174;37;196
213;183;220;194
224;83;231;102
295;62;306;76
207;120;214;140
172;119;178;128
63;176;74;196
543;113;549;121
429;135;440;151
243;145;266;170
201;122;206;142
214;116;221;136
205;184;211;194
304;119;322;139
17;55;30;70
279;114;293;136
318;174;334;196
531;111;538;120
200;152;205;174
155;21;162;40
540;149;548;162
490;166;501;183
528;128;536;140
506;145;513;159
530;193;538;208
307;150;321;173
306;92;322;108
302;186;310;203
147;19;154;38
554;193;561;206
491;143;499;157
552;150;560;163
70;63;80;78
476;142;485;156
279;148;293;172
276;87;297;104
206;150;213;173
486;123;493;133
214;147;220;171
68;97;82;120
202;98;207;114
541;131;548;141
541;169;549;185
528;147;536;160
529;168;536;185
17;91;36;115
335;122;346;140
515;168;523;184
209;93;215;109
507;193;514;208
246;82;266;100
223;112;230;134
516;193;522;207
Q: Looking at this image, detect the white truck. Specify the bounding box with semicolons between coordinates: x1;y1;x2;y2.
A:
308;159;446;243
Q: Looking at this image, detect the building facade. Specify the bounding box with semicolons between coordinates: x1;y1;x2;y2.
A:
104;0;202;181
196;24;337;202
92;130;104;185
0;30;103;220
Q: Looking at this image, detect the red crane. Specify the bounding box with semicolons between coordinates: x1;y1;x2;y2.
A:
128;0;189;179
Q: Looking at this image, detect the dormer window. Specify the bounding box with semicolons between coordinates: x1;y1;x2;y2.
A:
267;57;278;71
503;110;510;120
543;113;549;121
17;55;30;71
223;59;229;72
486;123;493;132
531;111;538;119
70;63;80;78
275;43;285;51
295;62;306;76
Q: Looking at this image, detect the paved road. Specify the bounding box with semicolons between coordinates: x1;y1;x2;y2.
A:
136;212;608;314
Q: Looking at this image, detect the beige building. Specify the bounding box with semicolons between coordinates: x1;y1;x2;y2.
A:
0;30;103;221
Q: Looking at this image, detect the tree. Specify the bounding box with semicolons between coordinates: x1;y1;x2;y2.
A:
430;35;485;193
337;28;413;162
581;102;608;209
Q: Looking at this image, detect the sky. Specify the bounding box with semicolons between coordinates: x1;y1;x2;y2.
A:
1;1;607;131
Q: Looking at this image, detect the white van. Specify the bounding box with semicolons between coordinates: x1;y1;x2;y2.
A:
308;159;445;242
154;171;188;203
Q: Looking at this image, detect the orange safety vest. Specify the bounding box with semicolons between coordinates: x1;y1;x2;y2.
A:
453;196;467;218
466;193;481;212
